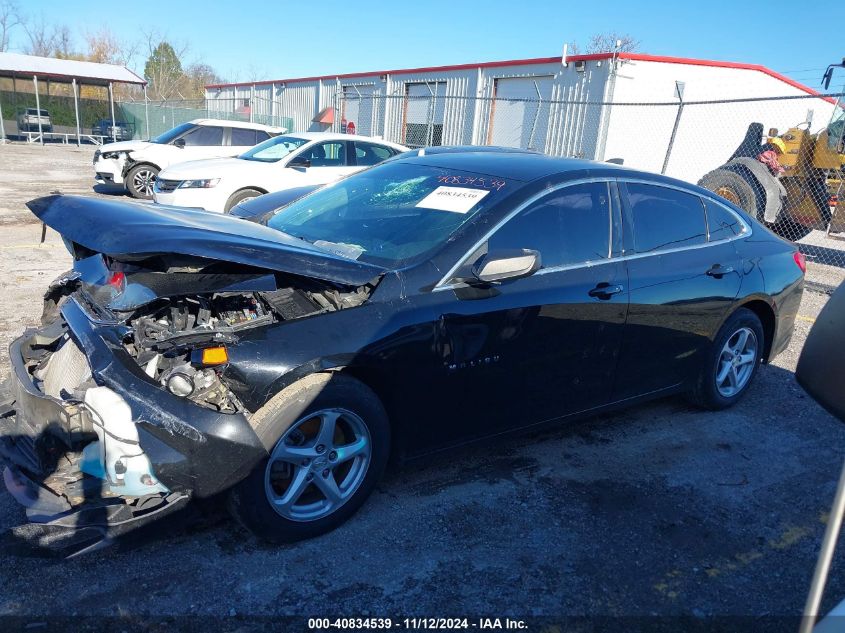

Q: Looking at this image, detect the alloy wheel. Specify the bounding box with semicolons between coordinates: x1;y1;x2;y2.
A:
264;408;372;522
715;326;758;397
133;169;156;197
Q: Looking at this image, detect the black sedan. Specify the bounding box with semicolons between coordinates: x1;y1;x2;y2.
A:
1;151;804;546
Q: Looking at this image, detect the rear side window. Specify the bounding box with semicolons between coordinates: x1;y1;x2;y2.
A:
626;183;706;253
231;128;258;146
488;182;612;269
181;125;224;146
354;141;395;166
704;199;745;242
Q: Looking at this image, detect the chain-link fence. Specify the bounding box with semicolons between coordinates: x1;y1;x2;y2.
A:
331;90;845;280
117;97;294;141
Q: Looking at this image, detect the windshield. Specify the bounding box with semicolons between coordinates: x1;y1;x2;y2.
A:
151;122;195;144
267;162;523;267
239;135;309;162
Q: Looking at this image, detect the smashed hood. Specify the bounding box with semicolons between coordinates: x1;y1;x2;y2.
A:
28;195;386;287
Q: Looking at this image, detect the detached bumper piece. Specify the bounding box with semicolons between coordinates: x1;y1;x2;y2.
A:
0;321;186;555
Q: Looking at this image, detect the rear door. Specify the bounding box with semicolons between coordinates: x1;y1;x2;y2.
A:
611;181;745;400
421;180;629;447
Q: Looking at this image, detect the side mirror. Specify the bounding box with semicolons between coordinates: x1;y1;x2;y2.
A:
173;138;186;148
287;155;311;169
471;249;541;284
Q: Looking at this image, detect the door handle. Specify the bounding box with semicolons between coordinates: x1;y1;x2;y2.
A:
588;283;624;300
706;264;735;277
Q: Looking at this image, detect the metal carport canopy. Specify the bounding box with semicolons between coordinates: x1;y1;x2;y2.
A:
0;52;146;145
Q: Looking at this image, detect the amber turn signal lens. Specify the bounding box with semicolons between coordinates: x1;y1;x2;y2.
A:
201;347;229;365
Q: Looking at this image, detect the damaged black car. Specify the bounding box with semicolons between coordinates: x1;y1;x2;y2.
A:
1;151;804;547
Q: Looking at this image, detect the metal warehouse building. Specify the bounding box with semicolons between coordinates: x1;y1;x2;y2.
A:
205;52;837;182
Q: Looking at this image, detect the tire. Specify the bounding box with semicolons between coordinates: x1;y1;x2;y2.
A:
125;164;159;199
228;373;390;543
224;188;264;213
699;169;759;217
688;308;765;410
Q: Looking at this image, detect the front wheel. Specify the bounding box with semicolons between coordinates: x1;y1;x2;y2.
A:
224;188;264;213
689;308;765;410
228;373;390;543
125;164;159;199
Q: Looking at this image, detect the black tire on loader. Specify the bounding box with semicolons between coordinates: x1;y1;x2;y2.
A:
698;168;759;218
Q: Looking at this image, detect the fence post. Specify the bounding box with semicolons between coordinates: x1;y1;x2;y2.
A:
72;78;80;146
661;81;686;175
143;86;149;140
33;75;43;145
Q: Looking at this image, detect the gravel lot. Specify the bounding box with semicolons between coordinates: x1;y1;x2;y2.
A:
1;143;845;628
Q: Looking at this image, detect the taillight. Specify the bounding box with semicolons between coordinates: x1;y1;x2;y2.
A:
107;271;125;290
793;251;807;274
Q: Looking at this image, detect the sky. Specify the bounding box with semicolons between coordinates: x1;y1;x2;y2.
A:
7;0;841;89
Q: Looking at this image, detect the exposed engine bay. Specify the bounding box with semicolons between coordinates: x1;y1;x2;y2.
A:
123;285;369;413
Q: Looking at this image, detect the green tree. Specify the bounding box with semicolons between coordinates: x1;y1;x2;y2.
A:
144;41;184;100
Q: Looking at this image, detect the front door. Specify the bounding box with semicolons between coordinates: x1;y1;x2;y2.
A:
415;180;629;449
287;141;358;187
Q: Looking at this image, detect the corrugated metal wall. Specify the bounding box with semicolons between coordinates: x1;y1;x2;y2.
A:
205;59;613;155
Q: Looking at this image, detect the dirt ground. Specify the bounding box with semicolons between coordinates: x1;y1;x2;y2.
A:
0;142;845;628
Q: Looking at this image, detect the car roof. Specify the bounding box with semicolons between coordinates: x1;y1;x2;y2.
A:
387;151;637;182
188;118;286;132
280;131;405;146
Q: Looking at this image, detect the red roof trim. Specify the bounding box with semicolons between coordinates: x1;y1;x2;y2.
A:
206;52;833;103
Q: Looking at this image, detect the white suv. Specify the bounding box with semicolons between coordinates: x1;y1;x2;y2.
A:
93;119;287;199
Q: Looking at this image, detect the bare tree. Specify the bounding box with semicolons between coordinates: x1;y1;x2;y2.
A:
22;13;71;57
84;27;138;67
0;0;21;52
184;62;223;99
585;32;640;54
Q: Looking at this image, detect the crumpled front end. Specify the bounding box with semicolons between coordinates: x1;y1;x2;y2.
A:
0;299;268;552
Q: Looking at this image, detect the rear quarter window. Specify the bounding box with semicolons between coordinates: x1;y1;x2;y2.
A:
704;198;746;241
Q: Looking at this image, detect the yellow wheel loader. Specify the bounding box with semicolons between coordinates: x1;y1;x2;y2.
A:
699;112;845;242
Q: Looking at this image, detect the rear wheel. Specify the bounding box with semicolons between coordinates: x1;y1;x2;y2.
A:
224;188;264;213
126;164;159;199
689;308;764;410
228;373;390;543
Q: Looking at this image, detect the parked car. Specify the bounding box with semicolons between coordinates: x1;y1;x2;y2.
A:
152;132;408;212
4;151;804;549
93;119;287;199
16;108;52;133
92;119;132;141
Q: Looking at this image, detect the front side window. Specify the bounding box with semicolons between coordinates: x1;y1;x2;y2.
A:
301;141;348;167
355;142;395;166
704;199;746;242
486;182;612;269
151;122;195;144
181;125;224;147
626;183;707;253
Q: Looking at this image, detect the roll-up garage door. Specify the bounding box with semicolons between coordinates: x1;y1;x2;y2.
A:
489;76;554;152
342;85;375;136
404;82;446;147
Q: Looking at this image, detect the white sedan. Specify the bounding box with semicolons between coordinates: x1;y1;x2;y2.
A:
153;132;408;213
